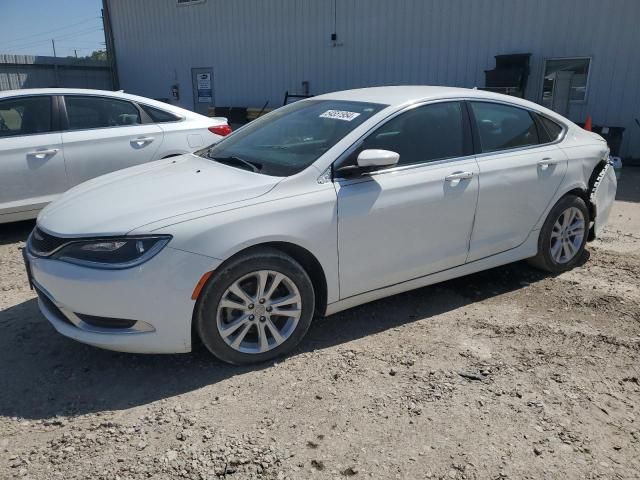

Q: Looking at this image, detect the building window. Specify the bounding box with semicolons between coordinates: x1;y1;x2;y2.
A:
177;0;205;5
541;57;591;107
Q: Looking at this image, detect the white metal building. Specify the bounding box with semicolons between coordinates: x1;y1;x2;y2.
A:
104;0;640;158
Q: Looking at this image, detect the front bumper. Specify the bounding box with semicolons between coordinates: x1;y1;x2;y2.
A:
27;246;221;354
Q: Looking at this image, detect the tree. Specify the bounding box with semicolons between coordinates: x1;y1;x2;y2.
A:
88;50;107;61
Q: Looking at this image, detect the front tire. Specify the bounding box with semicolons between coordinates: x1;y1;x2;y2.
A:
528;194;589;273
195;248;315;365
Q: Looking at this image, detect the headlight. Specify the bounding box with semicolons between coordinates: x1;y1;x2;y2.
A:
53;236;171;269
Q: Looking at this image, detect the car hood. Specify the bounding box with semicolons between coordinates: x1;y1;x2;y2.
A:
38;154;281;236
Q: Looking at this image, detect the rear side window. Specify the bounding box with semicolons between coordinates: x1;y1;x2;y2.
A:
64;96;141;130
141;105;182;123
470;102;539;153
538;115;563;142
0;96;52;137
362;101;466;166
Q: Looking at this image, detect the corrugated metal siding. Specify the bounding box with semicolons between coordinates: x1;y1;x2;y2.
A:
0;55;113;91
107;0;640;157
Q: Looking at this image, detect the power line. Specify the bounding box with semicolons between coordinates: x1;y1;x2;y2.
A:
55;39;107;46
2;27;104;53
55;27;103;41
1;16;101;47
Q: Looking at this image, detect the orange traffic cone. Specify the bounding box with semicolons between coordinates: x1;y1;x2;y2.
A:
584;115;593;131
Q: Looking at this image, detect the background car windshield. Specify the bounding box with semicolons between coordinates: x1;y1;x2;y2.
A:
205;100;385;176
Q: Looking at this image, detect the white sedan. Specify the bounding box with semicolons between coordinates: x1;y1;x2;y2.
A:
0;88;231;223
24;86;617;364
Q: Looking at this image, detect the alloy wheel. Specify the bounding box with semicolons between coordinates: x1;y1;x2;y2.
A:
216;270;302;354
550;206;585;264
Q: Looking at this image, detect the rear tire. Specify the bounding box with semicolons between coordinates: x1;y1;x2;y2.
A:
195;248;315;365
528;194;589;273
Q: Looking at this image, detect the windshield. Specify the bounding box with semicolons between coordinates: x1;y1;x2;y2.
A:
204;100;386;176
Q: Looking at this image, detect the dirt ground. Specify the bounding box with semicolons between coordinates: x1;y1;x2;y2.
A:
1;169;639;480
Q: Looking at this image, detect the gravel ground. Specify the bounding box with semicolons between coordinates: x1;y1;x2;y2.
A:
1;169;639;480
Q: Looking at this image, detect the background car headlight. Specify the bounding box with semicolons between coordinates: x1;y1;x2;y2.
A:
54;236;171;269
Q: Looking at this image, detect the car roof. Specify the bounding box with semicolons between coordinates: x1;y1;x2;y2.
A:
315;85;566;121
0;88;196;117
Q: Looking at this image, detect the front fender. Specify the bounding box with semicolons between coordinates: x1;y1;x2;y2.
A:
152;186;340;304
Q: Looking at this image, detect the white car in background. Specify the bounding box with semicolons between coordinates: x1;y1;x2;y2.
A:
24;86;617;365
0;88;231;223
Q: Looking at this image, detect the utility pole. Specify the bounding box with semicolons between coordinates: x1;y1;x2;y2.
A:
51;39;59;87
74;49;78;58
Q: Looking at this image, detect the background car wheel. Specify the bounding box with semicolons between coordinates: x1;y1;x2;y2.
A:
195;248;315;365
528;194;590;273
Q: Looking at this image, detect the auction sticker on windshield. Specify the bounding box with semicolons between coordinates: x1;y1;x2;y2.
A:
320;110;361;121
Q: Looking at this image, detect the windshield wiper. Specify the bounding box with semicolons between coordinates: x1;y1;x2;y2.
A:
208;154;262;173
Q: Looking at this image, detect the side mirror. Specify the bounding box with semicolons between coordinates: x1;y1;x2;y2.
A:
356;149;400;168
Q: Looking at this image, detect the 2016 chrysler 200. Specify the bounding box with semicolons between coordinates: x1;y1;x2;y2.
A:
24;86;617;364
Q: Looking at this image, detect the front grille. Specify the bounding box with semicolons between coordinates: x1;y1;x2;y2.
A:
29;227;69;256
34;285;75;327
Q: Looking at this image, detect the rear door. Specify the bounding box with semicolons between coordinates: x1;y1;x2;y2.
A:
466;101;568;262
60;95;164;186
0;95;67;218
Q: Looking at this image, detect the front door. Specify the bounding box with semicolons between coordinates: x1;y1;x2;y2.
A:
335;101;479;298
0;95;68;218
192;68;214;116
60;95;163;186
466;101;568;262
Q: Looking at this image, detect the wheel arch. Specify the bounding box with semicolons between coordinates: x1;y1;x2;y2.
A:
190;240;329;350
199;241;329;317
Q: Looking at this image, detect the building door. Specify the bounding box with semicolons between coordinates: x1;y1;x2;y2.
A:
191;68;214;115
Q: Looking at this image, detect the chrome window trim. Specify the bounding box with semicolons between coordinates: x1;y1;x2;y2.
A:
333;98;471;180
332;96;568;180
466;99;568;158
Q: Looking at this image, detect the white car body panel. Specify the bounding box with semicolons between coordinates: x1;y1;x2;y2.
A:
467;144;568;262
61;123;164;185
28;246;219;353
0;132;68;220
38;155;280;236
336;157;479;298
24;86;617;354
0;88;227;223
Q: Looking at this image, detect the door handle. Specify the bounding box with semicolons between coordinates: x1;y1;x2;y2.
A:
130;136;155;147
445;171;474;182
538;158;561;170
27;148;59;159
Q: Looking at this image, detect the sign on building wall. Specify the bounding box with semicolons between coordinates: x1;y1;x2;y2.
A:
196;73;212;103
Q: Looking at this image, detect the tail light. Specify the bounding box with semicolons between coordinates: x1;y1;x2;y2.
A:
208;124;232;136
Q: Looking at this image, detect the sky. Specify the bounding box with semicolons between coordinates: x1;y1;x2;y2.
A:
0;0;106;58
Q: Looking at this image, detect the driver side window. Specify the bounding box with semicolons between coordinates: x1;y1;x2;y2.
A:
361;101;467;167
